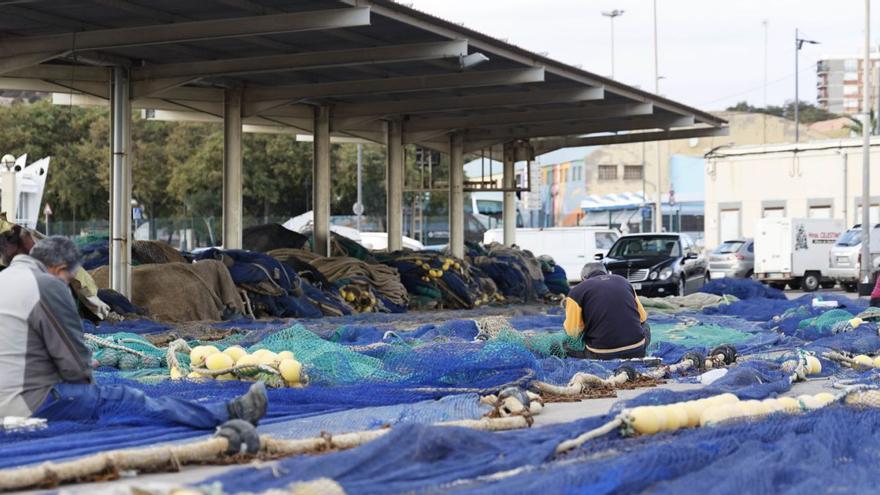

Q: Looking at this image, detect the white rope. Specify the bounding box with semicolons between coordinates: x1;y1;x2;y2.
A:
554;416;624;455
84;334;151;360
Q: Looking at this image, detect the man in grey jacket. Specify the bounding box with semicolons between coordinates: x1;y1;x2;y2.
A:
0;236;267;429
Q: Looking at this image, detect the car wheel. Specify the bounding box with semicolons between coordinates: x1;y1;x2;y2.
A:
844;282;858;293
745;270;754;279
801;273;820;292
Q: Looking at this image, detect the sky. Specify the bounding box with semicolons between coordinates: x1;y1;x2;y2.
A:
407;0;878;112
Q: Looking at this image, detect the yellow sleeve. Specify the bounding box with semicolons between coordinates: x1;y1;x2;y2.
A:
634;288;648;323
563;296;585;338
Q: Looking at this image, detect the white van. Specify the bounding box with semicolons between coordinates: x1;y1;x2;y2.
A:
827;224;880;291
483;227;620;282
754;217;844;291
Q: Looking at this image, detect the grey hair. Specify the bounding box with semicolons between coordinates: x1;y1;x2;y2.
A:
30;236;82;270
580;261;608;280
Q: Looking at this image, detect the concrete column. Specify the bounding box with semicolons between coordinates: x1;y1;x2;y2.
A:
0;167;16;221
312;105;332;256
109;67;132;297
386;119;404;252
449;132;465;258
503;143;516;246
222;88;243;249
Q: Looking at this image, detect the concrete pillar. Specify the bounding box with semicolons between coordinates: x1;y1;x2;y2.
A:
312;105;332;256
386;119;404;252
109;67;132;297
502;144;516;246
449;132;465;258
0;167;16;221
222;88;243;249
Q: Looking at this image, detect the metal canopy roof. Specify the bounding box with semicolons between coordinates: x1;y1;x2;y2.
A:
0;0;727;155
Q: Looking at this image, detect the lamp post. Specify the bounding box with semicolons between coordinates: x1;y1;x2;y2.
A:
859;0;873;296
794;29;819;143
601;9;624;79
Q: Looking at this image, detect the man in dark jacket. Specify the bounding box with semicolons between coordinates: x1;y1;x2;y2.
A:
0;235;266;428
563;262;650;360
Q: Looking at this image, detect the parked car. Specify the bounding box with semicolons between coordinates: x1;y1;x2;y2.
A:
709;239;754;279
594;233;708;297
828;224;880;292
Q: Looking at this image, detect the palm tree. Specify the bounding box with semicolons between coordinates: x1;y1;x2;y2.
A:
845;110;878;136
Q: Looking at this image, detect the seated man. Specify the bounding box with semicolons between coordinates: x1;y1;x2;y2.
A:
563;262;651;360
0;235;267;428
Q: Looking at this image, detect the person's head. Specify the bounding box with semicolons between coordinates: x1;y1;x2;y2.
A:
580;261;608;280
0;223;35;266
29;236;81;285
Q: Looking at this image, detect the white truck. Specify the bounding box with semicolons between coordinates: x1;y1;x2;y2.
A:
483;227;620;282
754;217;844;291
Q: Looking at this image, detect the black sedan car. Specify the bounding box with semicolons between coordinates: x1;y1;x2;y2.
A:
595;233;709;297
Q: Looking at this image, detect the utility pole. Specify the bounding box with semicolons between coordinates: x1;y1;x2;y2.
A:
653;0;662;232
355;143;363;232
860;0;873;295
794;29;820;143
763;19;769;143
601;9;624;79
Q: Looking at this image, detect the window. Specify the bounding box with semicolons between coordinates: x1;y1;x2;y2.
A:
763;207;785;218
844;59;858;71
545;170;553;185
595;232;618;250
719;209;740;241
809;205;832;219
844;85;859;95
623;165;643;180
598;165;618;181
565;167;571;182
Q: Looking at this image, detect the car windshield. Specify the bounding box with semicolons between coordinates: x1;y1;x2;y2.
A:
714;241;745;254
608;236;681;258
836;229;862;247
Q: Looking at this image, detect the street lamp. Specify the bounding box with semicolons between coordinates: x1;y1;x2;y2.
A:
794;29;819;143
601;9;624;79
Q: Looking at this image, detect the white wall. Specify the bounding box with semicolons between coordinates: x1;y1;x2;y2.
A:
705;139;880;249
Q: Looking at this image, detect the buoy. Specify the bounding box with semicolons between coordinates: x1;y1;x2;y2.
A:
814;392;836;406
236;353;259;367
805;355;822;375
628;406;662;435
190;345;220;367
222;346;247;363
187;371;207;380
776;396;800;413
798;394;822;410
853;355;874;368
663;404;689;430
278;350;295;361
256;351;279;367
849;317;864;329
699;406;728;427
216;373;236;381
206;353;234;371
170;367;183;380
741;400;768;417
278;358;303;384
682;400;707;427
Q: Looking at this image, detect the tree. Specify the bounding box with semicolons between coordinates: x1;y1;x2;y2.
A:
726;100;839;124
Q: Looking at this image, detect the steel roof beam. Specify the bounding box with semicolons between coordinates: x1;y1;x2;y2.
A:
0;7;371;55
403;102;653;132
462;115;696;152
244;67;545;102
531;126;730;155
328;86;604;119
132;40;468;81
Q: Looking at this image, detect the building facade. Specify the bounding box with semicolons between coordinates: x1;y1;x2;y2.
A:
816;53;880;115
704;137;880;249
